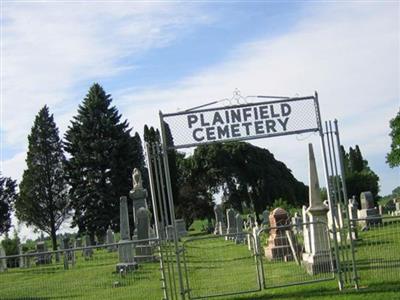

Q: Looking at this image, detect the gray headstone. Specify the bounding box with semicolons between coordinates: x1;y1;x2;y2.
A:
360;191;374;209
0;244;7;272
117;196;137;272
74;238;82;248
175;219;187;238
83;235;93;259
36;241;51;265
106;226;116;252
18;244;25;268
235;214;245;244
262;209;269;226
120;196;130;240
137;207;150;241
226;209;237;237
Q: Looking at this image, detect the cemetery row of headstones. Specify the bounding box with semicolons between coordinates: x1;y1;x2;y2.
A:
212;143;386;276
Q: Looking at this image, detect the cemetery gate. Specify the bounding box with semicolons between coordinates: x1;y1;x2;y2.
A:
145;91;361;300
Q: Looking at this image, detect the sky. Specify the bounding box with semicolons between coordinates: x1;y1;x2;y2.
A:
1;1;399;241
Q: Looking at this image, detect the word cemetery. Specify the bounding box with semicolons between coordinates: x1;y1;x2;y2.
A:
187;103;292;142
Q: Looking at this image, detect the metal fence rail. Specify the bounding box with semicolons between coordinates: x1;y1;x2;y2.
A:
0;239;163;300
351;216;400;286
182;234;261;299
257;222;336;289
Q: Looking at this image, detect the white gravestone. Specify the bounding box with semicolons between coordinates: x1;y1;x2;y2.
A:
226;208;237;240
302;143;332;275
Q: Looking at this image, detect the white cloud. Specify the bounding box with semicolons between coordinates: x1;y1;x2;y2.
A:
119;3;399;194
1;2;399;240
1;1;211;151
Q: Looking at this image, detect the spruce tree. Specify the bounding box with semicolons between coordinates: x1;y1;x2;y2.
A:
64;83;143;240
0;174;17;235
16;106;69;251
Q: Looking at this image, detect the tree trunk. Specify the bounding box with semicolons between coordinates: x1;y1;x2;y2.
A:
50;223;59;262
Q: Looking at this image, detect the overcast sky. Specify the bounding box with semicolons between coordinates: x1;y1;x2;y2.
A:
1;1;399;241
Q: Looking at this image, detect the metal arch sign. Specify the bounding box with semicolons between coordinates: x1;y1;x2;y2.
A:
160;95;320;150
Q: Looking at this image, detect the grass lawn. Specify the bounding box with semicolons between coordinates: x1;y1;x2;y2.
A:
0;219;399;300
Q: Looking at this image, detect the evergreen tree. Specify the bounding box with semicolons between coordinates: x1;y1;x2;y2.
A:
16;106;69;251
340;145;350;175
341;145;380;202
353;145;364;172
64;83;143;240
386;110;400;168
0;174;17;235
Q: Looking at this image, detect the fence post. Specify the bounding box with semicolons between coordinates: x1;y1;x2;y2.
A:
314;92;344;290
334;119;359;289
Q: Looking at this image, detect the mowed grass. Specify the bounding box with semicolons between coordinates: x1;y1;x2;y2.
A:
0;219;399;300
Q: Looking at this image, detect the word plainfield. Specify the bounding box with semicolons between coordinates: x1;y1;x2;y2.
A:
187;103;292;142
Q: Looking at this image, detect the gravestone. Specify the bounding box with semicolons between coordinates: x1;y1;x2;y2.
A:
129;169;149;234
264;207;293;261
18;244;25;268
250;223;262;253
213;205;226;235
0;244;7;272
347;197;359;240
62;237;75;269
36;241;51;265
378;205;384;216
394;201;400;216
246;214;256;230
106;226;116;252
135;207;154;262
262;209;269;226
74;238;82;249
291;212;302;234
327;201;342;242
83;235;93;260
235;214;245;244
302;143;332;275
358;191;382;226
226;208;237;240
116;196;137;272
165;225;174;241
176;219;187;238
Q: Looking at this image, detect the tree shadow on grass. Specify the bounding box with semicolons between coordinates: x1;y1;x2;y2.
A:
231;280;400;299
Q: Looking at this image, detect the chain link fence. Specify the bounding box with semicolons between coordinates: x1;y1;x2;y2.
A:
182;234;261;299
257;221;335;289
0;239;163;300
351;215;400;286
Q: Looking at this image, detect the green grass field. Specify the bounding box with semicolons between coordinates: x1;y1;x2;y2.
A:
0;219;399;300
